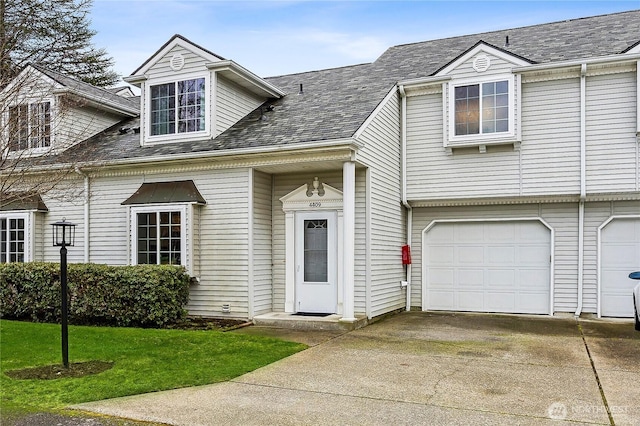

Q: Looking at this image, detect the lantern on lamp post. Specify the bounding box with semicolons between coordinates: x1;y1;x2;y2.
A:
52;218;76;368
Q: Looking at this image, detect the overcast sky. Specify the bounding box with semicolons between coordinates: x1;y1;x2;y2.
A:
90;0;640;85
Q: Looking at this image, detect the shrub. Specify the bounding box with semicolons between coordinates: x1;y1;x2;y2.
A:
0;262;190;327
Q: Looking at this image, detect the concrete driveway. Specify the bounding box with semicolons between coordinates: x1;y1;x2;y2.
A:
74;312;639;425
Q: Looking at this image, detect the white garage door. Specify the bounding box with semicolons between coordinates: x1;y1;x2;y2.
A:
600;218;640;318
424;221;551;314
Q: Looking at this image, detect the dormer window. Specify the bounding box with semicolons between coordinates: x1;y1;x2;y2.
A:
454;80;509;136
445;74;518;149
8;102;51;151
150;78;205;136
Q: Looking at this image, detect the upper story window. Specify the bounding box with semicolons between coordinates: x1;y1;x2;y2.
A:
454;80;509;136
8;102;51;151
150;78;205;136
446;75;518;149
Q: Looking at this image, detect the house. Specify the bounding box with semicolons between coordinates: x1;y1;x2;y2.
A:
2;10;639;326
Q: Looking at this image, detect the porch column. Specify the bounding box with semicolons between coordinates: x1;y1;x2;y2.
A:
341;161;356;322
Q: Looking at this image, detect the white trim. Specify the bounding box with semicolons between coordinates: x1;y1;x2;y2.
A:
342;161;356;321
436;43;531;76
513;52;640;74
446;75;518;148
0;211;34;263
421;217;555;315
596;215;640;318
365;167;372;319
128;204;192;275
129;36;223;79
143;73;212;145
247;169;255;319
353;86;398;140
206;60;285;98
280;178;345;315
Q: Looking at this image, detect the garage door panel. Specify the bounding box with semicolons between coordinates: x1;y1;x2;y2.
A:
457;246;484;263
458;292;485;311
428;245;454;264
457;268;484;287
488;269;516;287
488;246;515;264
425;221;551;314
456;223;485;241
428;290;455;310
429;268;454;286
517;293;549;314
486;292;516;312
601;218;640;318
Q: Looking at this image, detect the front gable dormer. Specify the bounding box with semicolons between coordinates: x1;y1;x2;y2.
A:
124;35;284;147
436;42;532;152
1;65;137;157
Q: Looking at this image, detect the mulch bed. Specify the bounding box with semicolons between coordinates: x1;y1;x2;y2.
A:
5;361;114;380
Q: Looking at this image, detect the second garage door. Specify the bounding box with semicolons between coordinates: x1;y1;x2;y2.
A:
424;220;551;314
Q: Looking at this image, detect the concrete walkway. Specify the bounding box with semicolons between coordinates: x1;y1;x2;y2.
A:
73;312;640;425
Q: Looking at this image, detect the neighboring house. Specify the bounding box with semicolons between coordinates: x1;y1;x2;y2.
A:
2;10;639;325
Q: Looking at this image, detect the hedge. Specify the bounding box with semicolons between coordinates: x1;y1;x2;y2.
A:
0;262;190;327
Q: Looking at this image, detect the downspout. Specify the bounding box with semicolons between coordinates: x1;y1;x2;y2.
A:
75;167;90;263
575;63;587;317
399;85;412;311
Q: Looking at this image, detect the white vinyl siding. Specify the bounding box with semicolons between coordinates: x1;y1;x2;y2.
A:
146;45;213;81
252;170;273;316
57;105;122;151
215;76;265;137
586;72;637;193
84;168;251;318
355;92;405;317
445;54;517;78
405;91;520;200
520;78;582;195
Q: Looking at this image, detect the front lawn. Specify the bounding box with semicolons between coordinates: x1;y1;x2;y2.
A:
0;320;306;415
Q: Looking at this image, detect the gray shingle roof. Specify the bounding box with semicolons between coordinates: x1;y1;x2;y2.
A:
57;10;640;164
32;64;138;114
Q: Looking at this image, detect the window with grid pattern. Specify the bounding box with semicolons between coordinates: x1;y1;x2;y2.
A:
454;80;509;136
1;217;26;263
136;211;181;265
8;102;51;151
150;78;205;136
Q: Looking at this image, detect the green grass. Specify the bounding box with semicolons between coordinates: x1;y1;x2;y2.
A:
0;320;306;413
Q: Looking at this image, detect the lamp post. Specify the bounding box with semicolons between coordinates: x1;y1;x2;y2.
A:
52;218;76;368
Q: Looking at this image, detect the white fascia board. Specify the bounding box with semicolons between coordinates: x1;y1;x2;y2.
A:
513;52;640;74
18;138;361;174
397;75;451;89
206;60;285;98
1;65;61;100
353;85;399;140
436;43;531;76
52;87;139;117
122;75;147;87
130;36;223;79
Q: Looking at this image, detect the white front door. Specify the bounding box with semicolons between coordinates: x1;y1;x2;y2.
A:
295;211;338;313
